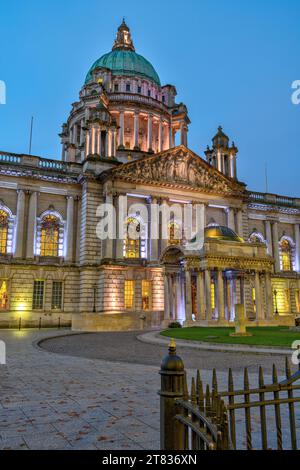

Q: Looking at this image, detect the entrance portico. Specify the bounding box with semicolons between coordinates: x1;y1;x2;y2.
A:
161;226;277;327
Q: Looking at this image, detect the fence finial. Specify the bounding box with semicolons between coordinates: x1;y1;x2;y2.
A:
169;338;176;353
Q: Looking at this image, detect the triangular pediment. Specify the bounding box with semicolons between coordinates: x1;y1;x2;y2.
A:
111;146;246;196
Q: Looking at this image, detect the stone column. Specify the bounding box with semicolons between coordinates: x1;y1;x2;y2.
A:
105;131;109;157
26;191;37;259
254;271;263;321
111;128;117;157
150;197;159;261
272;222;280;272
147;113;153;152
66;196;74;262
104;192;114;259
80;120;84;146
265;220;273;256
134;111;140;150
205;270;212;320
119;111;125;149
158;119;163;153
265;272;274;320
196;271;205;320
217;269;225;321
237;210;243;237
85;130;90;158
294;224;300;272
168;276;174;320
180;122;187;146
164;275;170;321
91;126;96;154
14;189;26;258
227;208;235;232
175;274;183;322
185;270;193;322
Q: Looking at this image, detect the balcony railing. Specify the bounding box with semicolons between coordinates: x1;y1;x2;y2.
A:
109;92;170;113
248;191;300;208
0;151;81;174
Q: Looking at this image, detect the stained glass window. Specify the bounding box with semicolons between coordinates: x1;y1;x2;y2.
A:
0;210;8;255
40;215;59;257
124;217;141;259
280;239;293;272
168;222;182;246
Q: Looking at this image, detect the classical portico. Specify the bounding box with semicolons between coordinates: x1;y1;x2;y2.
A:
161;226;278;327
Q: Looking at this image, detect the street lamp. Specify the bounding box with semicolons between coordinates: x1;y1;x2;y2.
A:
273;289;279;315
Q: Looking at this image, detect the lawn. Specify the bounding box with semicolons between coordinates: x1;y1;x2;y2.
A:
161;327;300;348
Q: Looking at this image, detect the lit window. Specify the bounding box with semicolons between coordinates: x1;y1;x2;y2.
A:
33;281;44;310
280;239;293;272
125;280;135;309
40;215;60;257
211;281;215;311
168;221;182;246
142;280;152;311
252;287;256;313
52;281;63;310
123;217;146;259
0;280;8;311
0;210;8;255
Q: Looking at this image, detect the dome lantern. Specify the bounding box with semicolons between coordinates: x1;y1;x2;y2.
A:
112;19;135;52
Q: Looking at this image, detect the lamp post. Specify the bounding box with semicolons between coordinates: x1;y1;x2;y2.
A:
93;284;97;313
274;289;279;315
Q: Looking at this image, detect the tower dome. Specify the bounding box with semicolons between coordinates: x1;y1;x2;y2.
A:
85;20;161;86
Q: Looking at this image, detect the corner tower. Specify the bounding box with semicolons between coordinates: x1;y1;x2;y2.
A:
60;20;190;163
205;126;238;179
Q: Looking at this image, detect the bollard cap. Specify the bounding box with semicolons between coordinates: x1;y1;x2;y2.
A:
161;339;184;372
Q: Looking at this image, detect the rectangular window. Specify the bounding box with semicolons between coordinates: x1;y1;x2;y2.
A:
125;280;135;309
52;281;63;310
0;280;9;311
114;83;119;92
142;280;152;311
126;83;131;92
33;281;44;310
162;95;165;103
148;90;151;97
138;86;142;94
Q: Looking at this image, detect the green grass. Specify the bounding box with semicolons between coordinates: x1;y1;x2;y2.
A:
161;327;300;348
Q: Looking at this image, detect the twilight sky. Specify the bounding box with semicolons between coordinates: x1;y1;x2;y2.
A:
0;0;299;196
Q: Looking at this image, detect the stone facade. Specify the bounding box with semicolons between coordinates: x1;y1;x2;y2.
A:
0;21;299;330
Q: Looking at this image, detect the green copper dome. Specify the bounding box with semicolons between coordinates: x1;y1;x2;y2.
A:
85;20;161;86
85;50;161;86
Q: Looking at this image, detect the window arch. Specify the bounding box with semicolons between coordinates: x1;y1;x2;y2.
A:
279;237;295;272
168;221;182;246
0;204;15;255
249;232;265;244
123;215;147;259
36;211;65;258
0;210;9;255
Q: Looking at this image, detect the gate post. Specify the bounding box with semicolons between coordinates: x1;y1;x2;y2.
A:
159;339;185;450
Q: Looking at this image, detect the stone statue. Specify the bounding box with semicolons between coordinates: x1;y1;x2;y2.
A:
230;304;252;337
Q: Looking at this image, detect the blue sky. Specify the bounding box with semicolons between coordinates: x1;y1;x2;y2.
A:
0;0;299;196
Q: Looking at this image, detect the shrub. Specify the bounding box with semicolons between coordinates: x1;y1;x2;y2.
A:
168;322;182;329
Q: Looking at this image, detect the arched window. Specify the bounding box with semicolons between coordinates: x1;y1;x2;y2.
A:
36;211;65;258
0;210;8;255
40;215;60;257
249;232;265;244
168;221;182;246
123;216;147;259
280;238;294;272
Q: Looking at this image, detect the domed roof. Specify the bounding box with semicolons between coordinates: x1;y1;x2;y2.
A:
205;225;244;242
85;20;161;86
85;50;161;86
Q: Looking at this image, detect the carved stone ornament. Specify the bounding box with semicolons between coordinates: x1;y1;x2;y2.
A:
111;147;245;196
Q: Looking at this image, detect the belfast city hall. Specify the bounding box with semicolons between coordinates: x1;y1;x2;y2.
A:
0;20;299;331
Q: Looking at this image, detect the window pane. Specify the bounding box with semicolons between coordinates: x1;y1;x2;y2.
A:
0;210;8;255
33;281;44;310
40;215;59;257
52;281;63;310
125;280;134;309
142;280;152;311
0;280;8;311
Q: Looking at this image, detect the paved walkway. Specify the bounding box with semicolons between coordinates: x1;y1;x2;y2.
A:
0;329;299;450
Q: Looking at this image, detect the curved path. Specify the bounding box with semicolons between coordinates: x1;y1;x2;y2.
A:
0;329;295;450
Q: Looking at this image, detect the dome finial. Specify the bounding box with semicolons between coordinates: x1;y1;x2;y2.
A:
113;19;135;52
